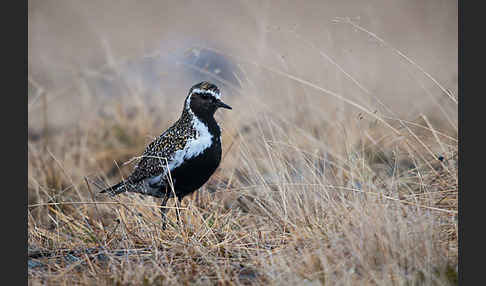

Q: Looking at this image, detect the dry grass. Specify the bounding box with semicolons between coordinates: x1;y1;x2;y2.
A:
28;19;457;285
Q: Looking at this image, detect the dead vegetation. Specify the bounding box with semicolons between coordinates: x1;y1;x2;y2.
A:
28;14;457;286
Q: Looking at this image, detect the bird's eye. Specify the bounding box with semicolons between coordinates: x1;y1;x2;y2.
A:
200;93;210;100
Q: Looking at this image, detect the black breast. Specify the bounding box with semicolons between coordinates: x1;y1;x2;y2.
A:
169;133;222;199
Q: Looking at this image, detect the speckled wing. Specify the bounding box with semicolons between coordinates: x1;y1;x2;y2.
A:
127;122;195;184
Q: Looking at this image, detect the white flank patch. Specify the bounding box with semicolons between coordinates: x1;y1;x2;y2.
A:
165;116;213;175
185;116;214;159
146;115;213;188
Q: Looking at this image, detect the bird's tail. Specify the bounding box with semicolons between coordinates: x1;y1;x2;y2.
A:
99;181;127;196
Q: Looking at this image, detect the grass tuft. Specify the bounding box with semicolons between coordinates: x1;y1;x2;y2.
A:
28;29;457;285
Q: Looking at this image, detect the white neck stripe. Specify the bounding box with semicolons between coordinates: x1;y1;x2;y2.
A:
164;116;213;176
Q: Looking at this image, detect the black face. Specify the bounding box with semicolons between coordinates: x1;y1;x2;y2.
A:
188;82;232;118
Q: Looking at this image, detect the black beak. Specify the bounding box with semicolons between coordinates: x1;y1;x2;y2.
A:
215;99;232;110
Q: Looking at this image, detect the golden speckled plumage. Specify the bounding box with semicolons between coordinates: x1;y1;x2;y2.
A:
129;110;197;183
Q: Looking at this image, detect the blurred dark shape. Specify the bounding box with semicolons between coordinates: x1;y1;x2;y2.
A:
82;46;241;99
181;48;241;90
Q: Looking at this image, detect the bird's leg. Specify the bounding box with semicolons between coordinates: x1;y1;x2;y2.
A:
175;196;183;226
159;194;170;230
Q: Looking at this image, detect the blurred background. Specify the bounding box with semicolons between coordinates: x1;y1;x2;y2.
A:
28;0;457;134
28;2;458;283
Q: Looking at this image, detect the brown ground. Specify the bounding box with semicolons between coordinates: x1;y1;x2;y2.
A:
28;1;457;285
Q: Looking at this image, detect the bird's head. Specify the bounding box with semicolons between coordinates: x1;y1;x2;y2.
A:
185;81;232;118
